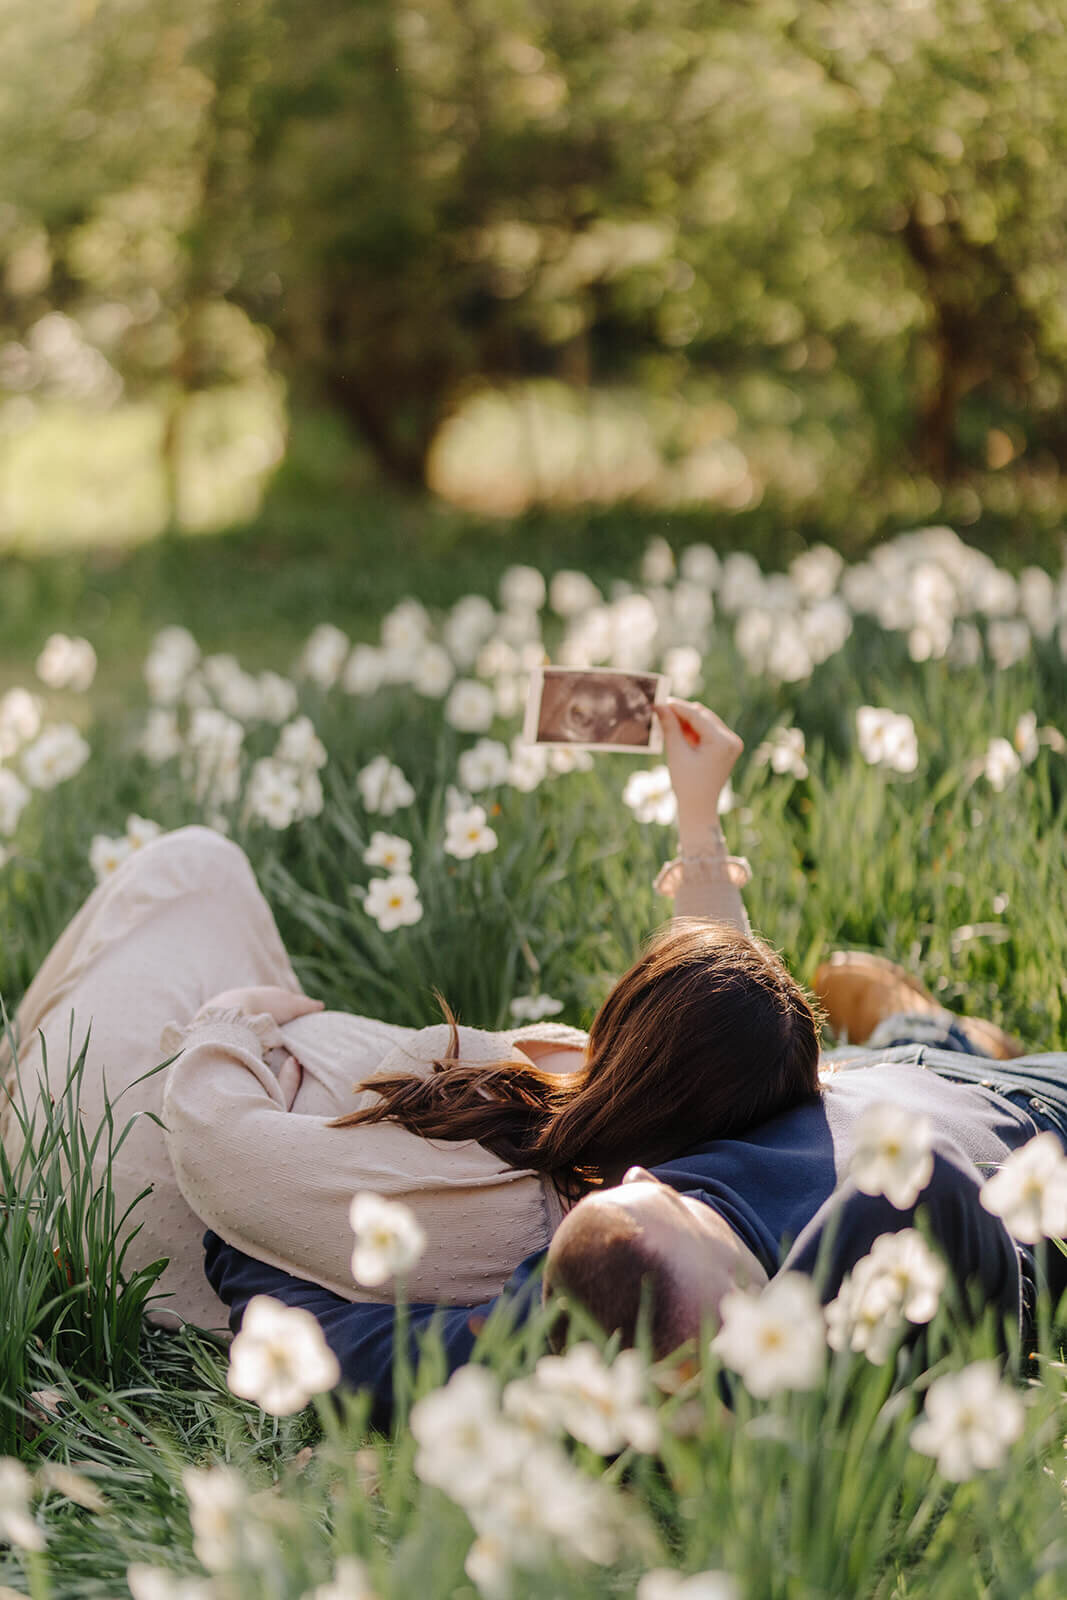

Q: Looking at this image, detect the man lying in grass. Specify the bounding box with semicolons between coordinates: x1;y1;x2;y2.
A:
199;714;1066;1418
207;939;1066;1424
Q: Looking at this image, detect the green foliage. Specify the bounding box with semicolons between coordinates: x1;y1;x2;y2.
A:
2;0;1067;507
3;524;1067;1593
0;1029;166;1456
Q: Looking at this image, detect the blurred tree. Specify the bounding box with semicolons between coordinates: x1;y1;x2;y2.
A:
0;0;275;526
234;0;732;486
782;0;1067;477
2;0;1066;500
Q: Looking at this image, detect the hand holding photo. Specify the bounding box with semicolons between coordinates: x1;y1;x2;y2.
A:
523;667;665;752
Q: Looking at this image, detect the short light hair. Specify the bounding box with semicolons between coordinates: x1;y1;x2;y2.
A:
544;1201;693;1358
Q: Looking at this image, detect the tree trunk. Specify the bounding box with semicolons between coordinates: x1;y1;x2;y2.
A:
916;328;963;479
325;370;436;489
901;211;981;480
159;385;186;531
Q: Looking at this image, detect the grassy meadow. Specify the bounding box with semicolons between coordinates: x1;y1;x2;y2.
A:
2;509;1067;1599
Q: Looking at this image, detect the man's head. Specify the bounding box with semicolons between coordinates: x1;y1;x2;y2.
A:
543;1167;768;1359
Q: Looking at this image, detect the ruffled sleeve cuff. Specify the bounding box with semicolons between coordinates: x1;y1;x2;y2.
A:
160;1006;287;1059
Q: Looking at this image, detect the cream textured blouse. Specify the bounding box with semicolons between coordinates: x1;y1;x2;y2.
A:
1;823;749;1330
161;1011;586;1312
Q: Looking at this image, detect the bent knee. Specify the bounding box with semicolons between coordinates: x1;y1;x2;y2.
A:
133;825;255;892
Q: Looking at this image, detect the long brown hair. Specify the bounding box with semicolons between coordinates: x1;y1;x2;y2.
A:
330;919;821;1198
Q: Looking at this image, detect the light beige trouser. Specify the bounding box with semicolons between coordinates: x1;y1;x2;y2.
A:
1;826;301;1330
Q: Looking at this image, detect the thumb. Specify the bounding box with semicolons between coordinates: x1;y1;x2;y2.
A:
654;703;691;761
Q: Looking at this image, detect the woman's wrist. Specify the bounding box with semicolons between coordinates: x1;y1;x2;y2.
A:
677;812;729;858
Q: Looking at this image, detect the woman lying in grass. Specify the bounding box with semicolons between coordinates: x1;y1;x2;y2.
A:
0;700;822;1328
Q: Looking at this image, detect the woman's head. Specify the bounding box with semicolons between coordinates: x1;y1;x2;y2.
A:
331;919;821;1195
539;919;821;1184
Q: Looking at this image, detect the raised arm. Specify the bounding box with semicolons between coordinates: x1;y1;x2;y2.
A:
651;699;751;932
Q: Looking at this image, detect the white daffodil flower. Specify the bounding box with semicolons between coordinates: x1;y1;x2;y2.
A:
464;1530;514;1600
826;1229;946;1365
126;814;163;850
298;623;350;688
204;656;262;722
144;626;200;704
508;994;564;1022
549;569;602;617
444;595;497;666
303;1555;381;1600
661;644;704;697
855;706;919;774
21;723;90;790
986;618;1030;671
36;632;97;692
0;1455;45;1551
89;833;133;882
911;1360;1025;1481
227;1294;340;1416
790;544;843;602
0;767;31;836
362;831;413;874
637;1568;741;1600
980;1132;1067;1243
444;804;498;859
679;544;720;587
499;564;546;613
181;1464;271;1573
410;1367;524;1506
0;686;43;754
640;538;675;584
184;708;244;806
246;757;303;830
127;1565;216;1600
849;1102;935;1209
532;1343;660;1456
410;643;455;697
984;736;1022;792
342;644;387;696
349;1192;427;1286
710;1272;826;1397
445;678;496;733
363;873;423;931
256;671;299;724
753;727;808;780
1014;710;1040;766
356;755;416;815
380;597;431;654
500;1373;565;1441
457;738;512;792
507;738;548;792
623;766;677;826
275;715;328;771
140;708;182;764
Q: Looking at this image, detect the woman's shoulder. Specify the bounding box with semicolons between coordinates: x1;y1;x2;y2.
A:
372;1019;587;1077
499;1020;588;1049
